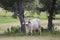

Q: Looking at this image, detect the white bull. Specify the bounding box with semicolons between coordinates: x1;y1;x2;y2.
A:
25;18;41;35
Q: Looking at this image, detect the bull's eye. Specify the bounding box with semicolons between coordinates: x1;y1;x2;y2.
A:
26;24;28;26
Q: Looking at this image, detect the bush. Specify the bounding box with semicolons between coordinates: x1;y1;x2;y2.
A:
6;26;21;33
3;26;60;36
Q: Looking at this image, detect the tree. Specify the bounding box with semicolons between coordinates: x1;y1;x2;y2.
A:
0;0;25;32
55;0;60;13
0;0;59;31
0;0;34;32
39;0;57;31
48;0;56;31
16;0;25;32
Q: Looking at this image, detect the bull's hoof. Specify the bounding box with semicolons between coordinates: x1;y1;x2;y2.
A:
26;33;32;36
29;33;32;36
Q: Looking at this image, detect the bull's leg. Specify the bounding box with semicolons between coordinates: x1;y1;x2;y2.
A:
39;26;41;35
34;29;37;34
30;29;33;36
40;27;41;35
26;28;29;35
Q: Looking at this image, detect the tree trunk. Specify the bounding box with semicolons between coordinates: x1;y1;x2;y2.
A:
48;0;56;31
48;14;53;31
16;0;25;32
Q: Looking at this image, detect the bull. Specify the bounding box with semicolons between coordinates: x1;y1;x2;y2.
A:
24;18;42;35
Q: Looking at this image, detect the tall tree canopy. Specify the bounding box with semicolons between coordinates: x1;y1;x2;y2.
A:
39;0;59;30
0;0;34;32
0;0;60;31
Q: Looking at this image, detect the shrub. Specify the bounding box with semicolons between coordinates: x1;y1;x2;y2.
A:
6;26;21;33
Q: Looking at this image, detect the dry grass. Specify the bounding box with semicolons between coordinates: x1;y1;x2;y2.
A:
0;36;60;40
0;20;60;40
0;20;60;33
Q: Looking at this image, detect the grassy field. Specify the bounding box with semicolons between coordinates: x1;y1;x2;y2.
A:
0;10;47;23
0;16;18;23
0;23;60;40
0;36;60;40
0;8;60;40
0;8;19;23
0;8;60;23
0;27;60;37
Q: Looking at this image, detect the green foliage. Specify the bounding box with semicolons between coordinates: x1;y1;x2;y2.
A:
0;16;18;23
0;27;59;36
6;26;21;33
23;0;38;11
0;9;19;23
39;0;60;13
0;0;16;11
39;0;51;10
41;29;60;36
56;0;60;12
0;0;34;11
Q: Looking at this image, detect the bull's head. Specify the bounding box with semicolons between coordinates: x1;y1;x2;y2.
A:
24;18;31;27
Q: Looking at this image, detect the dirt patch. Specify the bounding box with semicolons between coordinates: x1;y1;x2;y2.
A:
0;36;60;40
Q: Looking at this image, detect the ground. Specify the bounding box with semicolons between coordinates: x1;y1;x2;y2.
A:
0;36;60;40
0;20;60;33
0;20;60;40
0;8;60;40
